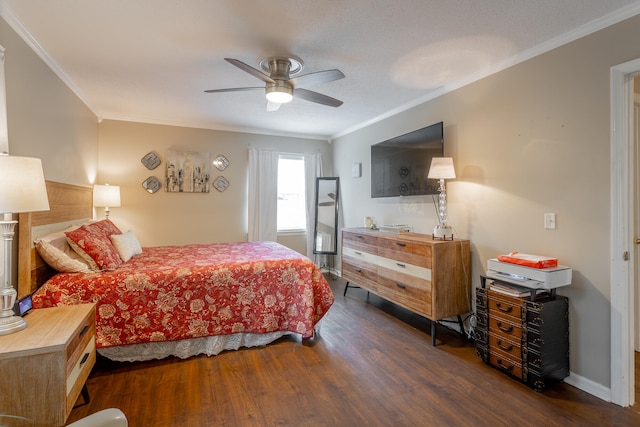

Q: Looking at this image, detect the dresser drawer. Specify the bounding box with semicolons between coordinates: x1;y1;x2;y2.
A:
342;231;378;252
377;273;432;317
342;246;378;267
489;332;521;360
489;316;522;341
490;350;523;379
342;260;379;290
377;238;432;269
488;290;524;322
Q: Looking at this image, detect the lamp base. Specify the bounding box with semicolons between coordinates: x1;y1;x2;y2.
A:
0;314;26;335
433;225;454;240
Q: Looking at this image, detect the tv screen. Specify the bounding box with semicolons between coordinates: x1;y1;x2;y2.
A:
371;121;444;198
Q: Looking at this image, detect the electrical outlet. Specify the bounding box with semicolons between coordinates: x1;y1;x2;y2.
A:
544;213;556;229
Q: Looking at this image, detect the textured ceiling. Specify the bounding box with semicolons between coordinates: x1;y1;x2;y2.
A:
1;0;640;140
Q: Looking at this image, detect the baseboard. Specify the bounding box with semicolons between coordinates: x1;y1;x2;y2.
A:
564;371;612;402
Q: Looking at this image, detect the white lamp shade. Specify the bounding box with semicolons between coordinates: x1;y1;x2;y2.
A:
427;157;456;180
93;184;121;208
0;155;50;213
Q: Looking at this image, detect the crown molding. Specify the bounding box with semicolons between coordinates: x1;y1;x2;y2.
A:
0;1;99;118
332;3;640;141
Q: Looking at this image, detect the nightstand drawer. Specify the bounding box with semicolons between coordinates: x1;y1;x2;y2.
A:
66;338;96;413
66;312;96;365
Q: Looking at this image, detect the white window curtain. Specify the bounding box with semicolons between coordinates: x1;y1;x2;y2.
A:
247;148;279;242
304;153;323;259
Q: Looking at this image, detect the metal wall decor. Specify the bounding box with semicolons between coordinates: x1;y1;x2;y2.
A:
142;176;161;193
213;154;230;171
141;152;161;170
213;176;229;192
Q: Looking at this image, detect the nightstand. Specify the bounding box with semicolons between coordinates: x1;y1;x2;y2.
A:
0;304;96;426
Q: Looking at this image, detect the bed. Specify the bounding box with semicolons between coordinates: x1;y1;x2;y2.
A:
17;181;334;362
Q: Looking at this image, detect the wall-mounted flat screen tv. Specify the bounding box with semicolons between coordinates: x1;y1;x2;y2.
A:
371;121;444;198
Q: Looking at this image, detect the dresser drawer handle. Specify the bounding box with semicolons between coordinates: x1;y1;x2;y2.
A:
79;325;90;337
355;268;362;273
80;352;90;366
497;339;513;352
355;235;364;239
496;322;513;333
396;283;406;289
396;242;406;247
354;251;362;255
496;303;513;314
396;263;406;268
496;359;514;372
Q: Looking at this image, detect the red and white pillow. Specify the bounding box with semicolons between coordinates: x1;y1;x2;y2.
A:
36;219;144;272
65;220;124;271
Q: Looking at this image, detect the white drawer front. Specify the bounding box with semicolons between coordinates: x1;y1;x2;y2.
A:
344;246;432;281
377;256;432;281
343;246;378;264
67;338;95;395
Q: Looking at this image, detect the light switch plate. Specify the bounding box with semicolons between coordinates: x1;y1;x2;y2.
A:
544;213;556;229
352;162;362;178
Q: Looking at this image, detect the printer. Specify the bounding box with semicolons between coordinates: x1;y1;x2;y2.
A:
486;258;572;290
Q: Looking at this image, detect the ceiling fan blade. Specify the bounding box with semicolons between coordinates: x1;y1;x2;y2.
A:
289;69;344;87
225;58;275;84
294;88;343;107
266;101;281;112
204;87;263;93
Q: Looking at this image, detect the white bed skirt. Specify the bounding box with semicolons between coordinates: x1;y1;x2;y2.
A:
97;331;294;362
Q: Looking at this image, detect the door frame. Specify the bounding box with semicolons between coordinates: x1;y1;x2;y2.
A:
610;58;640;407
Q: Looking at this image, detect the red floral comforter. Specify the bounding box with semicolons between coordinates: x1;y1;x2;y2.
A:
32;241;334;348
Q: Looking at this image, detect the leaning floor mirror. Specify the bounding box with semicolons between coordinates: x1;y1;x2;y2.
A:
313;177;340;263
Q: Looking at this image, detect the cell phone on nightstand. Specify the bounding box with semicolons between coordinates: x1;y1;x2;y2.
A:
14;294;33;317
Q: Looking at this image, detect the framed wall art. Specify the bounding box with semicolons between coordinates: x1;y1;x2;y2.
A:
165;150;211;193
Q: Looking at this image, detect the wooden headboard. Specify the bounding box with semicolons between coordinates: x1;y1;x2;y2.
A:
17;181;93;298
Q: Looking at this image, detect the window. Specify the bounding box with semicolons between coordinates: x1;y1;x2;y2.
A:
277;155;306;231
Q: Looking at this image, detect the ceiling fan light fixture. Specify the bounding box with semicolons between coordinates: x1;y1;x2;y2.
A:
265;85;293;103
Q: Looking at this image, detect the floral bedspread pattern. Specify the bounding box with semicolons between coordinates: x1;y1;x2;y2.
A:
33;241;334;348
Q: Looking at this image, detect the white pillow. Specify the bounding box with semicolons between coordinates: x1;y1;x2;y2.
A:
35;239;94;273
110;230;143;262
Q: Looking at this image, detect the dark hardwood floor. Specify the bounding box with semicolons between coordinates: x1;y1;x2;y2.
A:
68;276;640;426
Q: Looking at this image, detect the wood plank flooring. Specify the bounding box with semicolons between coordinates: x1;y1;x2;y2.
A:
68;276;640;426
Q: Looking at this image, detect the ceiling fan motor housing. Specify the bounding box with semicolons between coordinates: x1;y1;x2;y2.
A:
266;82;293;103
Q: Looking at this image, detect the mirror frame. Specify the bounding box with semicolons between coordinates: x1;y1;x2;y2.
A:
313;177;340;255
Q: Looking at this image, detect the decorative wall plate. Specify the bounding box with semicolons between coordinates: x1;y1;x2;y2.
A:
213;155;230;171
141;152;161;170
213;176;229;192
142;176;162;193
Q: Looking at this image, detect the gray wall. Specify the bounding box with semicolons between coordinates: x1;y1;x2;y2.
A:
333;14;640;389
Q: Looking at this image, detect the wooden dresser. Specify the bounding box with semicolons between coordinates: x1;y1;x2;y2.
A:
475;276;569;391
0;304;96;426
341;227;470;345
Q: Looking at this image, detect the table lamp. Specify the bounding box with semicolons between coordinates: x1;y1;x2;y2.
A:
427;157;456;240
0;155;49;335
93;184;121;219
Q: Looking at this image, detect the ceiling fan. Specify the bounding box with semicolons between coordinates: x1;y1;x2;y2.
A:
205;56;344;111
